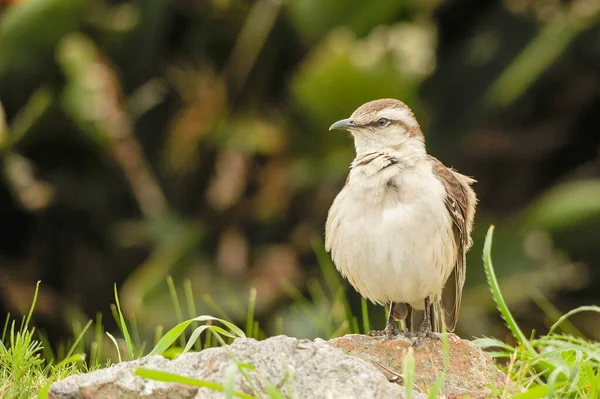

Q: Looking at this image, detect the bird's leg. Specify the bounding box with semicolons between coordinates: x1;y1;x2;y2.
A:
418;297;432;334
369;302;401;339
413;297;439;345
383;305;401;340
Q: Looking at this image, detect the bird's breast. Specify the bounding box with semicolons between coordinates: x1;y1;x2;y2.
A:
325;164;456;306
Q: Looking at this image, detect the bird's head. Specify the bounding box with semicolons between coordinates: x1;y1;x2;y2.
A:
329;99;425;155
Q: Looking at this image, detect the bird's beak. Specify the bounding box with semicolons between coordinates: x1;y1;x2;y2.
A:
329;118;355;131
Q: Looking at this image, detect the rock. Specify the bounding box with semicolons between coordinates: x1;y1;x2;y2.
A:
50;333;511;399
49;355;197;398
50;335;419;399
329;333;513;398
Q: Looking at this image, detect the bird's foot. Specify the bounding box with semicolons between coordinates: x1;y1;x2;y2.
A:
412;331;440;347
411;323;440;347
368;321;403;340
367;329;384;337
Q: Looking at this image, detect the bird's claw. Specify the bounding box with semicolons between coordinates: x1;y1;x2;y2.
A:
369;321;402;340
368;329;385;337
410;323;441;347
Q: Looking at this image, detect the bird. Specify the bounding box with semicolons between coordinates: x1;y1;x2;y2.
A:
325;98;477;341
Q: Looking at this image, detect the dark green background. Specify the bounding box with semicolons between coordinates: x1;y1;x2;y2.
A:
1;0;599;348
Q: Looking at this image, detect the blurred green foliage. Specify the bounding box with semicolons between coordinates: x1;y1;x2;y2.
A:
0;0;600;353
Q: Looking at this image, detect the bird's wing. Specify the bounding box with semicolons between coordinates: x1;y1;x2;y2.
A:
431;158;477;332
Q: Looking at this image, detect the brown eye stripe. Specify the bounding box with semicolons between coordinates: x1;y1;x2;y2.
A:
390;119;410;129
361;119;409;129
364;121;382;129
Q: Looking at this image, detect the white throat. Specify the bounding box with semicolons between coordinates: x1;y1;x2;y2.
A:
352;134;427;167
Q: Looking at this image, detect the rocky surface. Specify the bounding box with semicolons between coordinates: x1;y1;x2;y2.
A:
50;335;419;399
50;333;510;398
330;333;513;398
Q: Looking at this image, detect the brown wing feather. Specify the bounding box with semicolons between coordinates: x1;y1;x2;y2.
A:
430;157;477;332
390;159;476;333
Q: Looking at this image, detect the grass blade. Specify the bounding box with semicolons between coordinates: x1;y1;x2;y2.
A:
548;306;600;335
361;297;370;334
184;279;201;351
36;380;52;399
483;225;535;354
23;281;40;332
510;385;549;399
403;347;415;399
64;320;92;360
150;316;245;356
134;368;256;399
113;284;135;360
167;276;186;348
245;288;257;338
105;332;122;363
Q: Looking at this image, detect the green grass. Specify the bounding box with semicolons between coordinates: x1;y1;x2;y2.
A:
1;225;599;398
474;226;600;398
0;282;87;398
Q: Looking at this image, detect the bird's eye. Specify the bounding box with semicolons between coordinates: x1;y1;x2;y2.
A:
377;118;389;127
